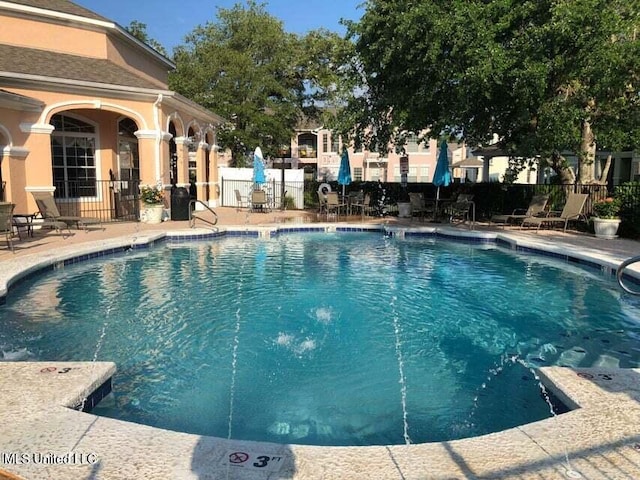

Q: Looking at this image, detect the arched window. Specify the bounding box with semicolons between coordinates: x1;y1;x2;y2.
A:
51;114;97;198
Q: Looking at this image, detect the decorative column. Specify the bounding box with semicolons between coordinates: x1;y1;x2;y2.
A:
173;136;190;188
195;141;208;205
19;122;54;211
1;144;29;206
135;129;172;188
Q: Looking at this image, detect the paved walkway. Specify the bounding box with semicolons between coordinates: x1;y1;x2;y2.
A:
2;207;639;262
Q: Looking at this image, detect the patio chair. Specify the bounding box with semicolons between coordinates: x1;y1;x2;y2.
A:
445;194;475;228
0;202;16;251
408;192;426;220
250;189;271;213
347;191;361;215
31;191;102;231
348;193;366;218
491;193;550;227
325;192;347;219
521;193;588;232
234;189;248;211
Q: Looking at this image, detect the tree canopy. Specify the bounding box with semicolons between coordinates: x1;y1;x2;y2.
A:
124;21;168;57
169;0;352;165
347;0;640;183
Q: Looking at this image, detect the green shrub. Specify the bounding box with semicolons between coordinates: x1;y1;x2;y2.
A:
614;182;640;238
283;195;296;210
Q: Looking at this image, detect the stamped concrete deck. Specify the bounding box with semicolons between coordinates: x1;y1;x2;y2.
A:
1;208;640;479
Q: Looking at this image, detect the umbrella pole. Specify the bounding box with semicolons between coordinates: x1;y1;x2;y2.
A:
435;186;440;221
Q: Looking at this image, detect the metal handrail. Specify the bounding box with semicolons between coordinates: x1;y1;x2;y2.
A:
616;255;640;295
189;200;218;228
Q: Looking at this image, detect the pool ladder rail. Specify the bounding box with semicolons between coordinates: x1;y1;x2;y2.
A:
189;200;218;229
617;255;640;295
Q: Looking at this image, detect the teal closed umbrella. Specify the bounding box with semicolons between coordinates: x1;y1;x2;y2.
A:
253;147;266;187
433;140;452;215
338;148;352;197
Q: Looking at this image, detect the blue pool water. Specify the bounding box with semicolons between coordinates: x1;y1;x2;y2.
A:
1;233;639;446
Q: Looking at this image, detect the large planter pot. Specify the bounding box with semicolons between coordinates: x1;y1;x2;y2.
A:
397;202;412;218
141;204;164;224
593;217;620;239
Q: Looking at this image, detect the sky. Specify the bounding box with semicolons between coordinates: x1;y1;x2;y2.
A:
74;0;363;53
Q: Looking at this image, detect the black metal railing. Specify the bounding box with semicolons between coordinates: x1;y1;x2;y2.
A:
302;180;639;219
40;178;640;229
52;179;140;222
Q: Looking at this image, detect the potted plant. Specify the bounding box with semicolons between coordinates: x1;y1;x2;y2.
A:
592;196;621;239
140;185;165;224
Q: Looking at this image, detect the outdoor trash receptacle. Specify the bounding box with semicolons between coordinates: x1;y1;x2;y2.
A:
171;187;191;220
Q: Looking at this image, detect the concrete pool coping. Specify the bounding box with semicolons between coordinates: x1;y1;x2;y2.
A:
1;224;640;479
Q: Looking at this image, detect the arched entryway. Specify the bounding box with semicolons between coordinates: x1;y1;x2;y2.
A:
115;117;141;219
48;111;141;220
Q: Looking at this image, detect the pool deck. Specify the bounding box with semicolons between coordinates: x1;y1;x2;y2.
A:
1;207;640;480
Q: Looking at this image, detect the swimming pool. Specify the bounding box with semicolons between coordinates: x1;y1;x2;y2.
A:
1;232;638;447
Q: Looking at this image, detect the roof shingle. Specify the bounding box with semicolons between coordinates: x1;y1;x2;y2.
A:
0;44;165;90
4;0;109;22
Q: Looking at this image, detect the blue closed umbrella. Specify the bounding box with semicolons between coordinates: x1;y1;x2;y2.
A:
338;148;352;196
253;146;266;187
433;139;452;215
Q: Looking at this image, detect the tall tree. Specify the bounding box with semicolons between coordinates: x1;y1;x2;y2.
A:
169;1;351;165
347;0;640;184
124;21;168;57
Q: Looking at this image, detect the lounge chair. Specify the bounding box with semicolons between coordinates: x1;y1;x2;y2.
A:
250;189;271;213
491;193;550;227
521;193;588;232
0;202;15;251
31;191;102;232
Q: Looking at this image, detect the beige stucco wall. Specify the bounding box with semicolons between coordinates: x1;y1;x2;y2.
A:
0;14;107;58
106;35;169;87
0;108;39;207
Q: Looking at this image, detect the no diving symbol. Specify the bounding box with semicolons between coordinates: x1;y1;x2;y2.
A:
40;366;57;373
229;452;249;464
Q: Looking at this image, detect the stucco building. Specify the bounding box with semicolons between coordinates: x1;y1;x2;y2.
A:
0;0;224;220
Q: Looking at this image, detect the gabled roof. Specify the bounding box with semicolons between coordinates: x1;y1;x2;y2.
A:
0;44;164;90
3;0;109;22
1;0;174;68
453;157;484;168
0;88;44;111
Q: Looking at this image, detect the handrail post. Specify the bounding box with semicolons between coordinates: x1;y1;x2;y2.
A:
616;255;640;295
189;199;218;228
